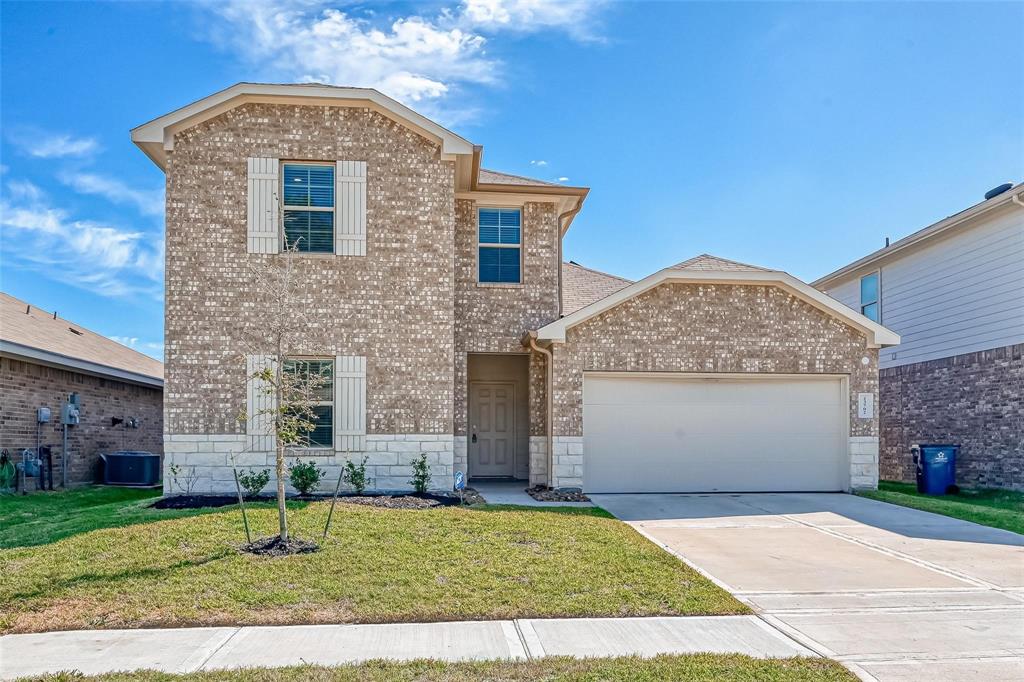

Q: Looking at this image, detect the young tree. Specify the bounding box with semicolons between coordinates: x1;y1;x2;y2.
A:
238;242;329;544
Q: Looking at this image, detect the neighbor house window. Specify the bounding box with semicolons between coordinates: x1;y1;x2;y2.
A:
283;358;334;447
860;272;880;322
478;207;522;283
283;163;334;253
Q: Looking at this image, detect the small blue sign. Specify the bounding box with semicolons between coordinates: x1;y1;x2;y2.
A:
454;470;466;491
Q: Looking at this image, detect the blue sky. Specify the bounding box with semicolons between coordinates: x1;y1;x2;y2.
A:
2;1;1021;360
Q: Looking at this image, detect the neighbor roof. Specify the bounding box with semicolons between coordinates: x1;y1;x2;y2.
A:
562;261;632;315
478;168;561;188
535;254;900;348
813;181;1024;288
0;292;163;387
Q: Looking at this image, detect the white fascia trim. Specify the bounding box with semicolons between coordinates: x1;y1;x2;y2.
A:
812;185;1024;289
535;268;901;348
131;83;475;170
0;341;164;388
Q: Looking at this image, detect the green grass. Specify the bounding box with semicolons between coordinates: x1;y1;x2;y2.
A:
25;655;856;682
858;481;1024;534
0;493;745;633
0;486;297;549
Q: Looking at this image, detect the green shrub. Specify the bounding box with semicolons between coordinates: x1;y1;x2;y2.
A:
342;456;372;494
409;454;431;494
288;459;325;496
237;469;271;498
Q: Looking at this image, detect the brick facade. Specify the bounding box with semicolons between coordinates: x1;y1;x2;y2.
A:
880;343;1023;490
0;357;163;486
548;282;881;489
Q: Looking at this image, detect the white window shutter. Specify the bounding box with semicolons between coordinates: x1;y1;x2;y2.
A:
247;158;279;254
246;354;277;452
335;355;366;452
335;161;366;256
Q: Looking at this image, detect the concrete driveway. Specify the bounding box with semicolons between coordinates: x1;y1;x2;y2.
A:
591;492;1024;681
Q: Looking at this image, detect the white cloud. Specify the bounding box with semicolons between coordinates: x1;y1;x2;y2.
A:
557;176;569;182
0;181;163;299
530;159;548;166
460;0;606;39
199;1;607;119
12;132;100;159
109;336;140;348
60;172;164;217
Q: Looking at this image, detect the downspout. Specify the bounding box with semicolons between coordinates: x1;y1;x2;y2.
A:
523;330;554;489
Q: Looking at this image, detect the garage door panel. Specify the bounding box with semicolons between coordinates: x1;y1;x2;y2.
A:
583;375;846;493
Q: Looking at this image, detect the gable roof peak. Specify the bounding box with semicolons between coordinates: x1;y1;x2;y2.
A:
668;254;772;272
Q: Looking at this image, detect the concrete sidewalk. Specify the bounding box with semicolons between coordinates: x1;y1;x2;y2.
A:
0;616;812;679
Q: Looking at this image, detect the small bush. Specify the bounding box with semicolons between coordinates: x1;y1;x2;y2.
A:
409;454;431;494
288;459;325;496
237;469;271;498
342;456;372;494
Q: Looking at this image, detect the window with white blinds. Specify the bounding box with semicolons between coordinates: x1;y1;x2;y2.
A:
282;163;335;253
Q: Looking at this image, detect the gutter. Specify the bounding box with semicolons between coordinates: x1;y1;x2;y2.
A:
0;341;164;388
522;330;554;488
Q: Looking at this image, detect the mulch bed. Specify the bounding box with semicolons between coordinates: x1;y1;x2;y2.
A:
526;486;591;502
242;535;319;556
151;489;486;510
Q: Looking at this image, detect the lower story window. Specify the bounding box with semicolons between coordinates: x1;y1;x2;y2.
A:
283;358;334;447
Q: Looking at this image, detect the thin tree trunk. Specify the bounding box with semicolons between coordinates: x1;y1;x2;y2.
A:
323;466;345;541
276;443;288;541
275;330;289;542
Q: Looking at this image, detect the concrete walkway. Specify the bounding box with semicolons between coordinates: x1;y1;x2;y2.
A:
0;616;810;679
591;492;1024;682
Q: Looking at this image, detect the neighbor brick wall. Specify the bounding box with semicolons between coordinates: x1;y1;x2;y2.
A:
880;343;1023;490
164;103;456;437
453;199;560;440
0;357;163;486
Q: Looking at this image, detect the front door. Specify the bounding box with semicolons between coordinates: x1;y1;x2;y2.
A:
469;382;516;477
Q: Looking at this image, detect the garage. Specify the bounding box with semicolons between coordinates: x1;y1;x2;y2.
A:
582;374;848;493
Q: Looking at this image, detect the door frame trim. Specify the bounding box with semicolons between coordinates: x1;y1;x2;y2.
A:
468;380;517;479
581;371;851;492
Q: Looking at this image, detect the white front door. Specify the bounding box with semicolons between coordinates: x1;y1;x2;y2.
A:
470;382;516;478
583;374;847;493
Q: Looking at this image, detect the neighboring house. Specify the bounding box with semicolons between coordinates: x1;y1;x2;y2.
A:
0;293;164;487
815;183;1024;490
133;82;897;495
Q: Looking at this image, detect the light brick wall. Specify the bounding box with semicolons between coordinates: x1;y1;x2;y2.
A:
1;357;163;486
453;199;559;443
164;103;456;438
879;343;1022;490
163;434;453;495
548;282;881;490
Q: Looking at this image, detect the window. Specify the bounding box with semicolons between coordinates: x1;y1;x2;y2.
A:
282;163;334;253
283;358;334;447
860;272;879;322
478;207;521;283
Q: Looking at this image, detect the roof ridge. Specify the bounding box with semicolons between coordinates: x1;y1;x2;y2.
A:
670;253;772;271
564;261;632;283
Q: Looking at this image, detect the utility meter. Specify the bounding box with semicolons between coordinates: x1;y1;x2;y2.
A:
61;395;81;425
37;407;51;423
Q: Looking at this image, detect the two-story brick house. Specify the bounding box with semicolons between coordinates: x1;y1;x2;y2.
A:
133;83;898;495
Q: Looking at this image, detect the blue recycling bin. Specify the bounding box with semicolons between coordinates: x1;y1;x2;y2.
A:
915;444;958;495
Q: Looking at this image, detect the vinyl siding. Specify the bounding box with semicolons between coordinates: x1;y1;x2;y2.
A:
823;204;1024;368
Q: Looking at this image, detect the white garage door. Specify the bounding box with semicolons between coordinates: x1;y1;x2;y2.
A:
583;374;847;493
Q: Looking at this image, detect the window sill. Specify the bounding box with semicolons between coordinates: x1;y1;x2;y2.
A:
287;447;334;455
477;282;525;289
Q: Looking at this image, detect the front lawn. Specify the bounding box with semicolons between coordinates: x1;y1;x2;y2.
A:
0;498;745;633
26;655;856;682
857;481;1024;535
0;487;287;549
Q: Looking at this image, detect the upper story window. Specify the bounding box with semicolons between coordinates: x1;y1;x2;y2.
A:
283;358;334;447
478;207;521;284
860;271;879;322
283;163;334;253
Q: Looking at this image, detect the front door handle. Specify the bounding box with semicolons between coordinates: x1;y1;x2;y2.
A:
471;433;477;443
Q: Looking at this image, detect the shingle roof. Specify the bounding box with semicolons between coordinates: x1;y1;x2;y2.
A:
0;292;163;381
561;262;633;314
478;168;560;187
668;254;771;272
